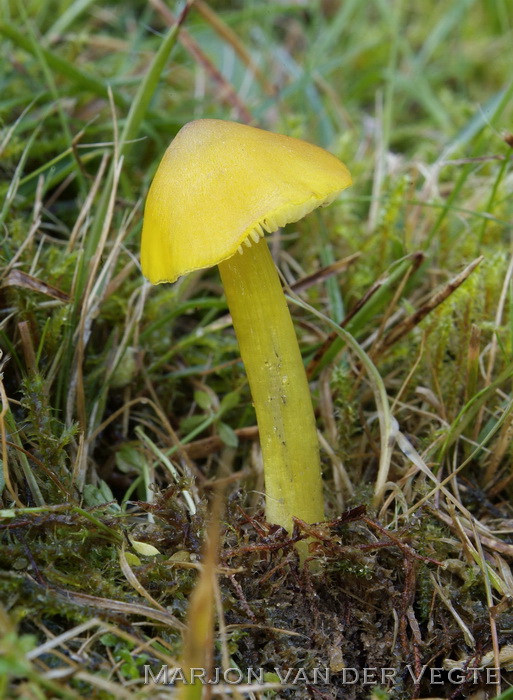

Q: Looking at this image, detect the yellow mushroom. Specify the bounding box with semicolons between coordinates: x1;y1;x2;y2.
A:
141;119;351;536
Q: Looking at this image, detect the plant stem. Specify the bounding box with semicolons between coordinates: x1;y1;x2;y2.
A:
218;238;324;533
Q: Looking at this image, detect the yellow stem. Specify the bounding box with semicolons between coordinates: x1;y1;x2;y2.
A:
218;237;324;534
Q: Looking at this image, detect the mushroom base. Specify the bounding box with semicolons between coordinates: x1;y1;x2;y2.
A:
219;237;324;536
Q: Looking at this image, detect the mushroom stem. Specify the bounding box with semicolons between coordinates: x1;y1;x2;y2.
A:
218;236;324;534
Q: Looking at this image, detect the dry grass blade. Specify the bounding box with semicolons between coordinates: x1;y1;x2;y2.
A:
1;173;43;279
432;508;513;559
178;494;222;698
373;256;484;355
26;618;102;661
183;425;258;459
119;544;167;613
289;252;360;293
1;269;69;301
68;672;134;698
17;320;37;374
484;410;513;485
70;150;138;434
53;586;186;631
444;645;513;670
150;0;253;123
430;572;476;647
306;252;425;378
224;622;309;639
194;0;276;97
67;151;110;251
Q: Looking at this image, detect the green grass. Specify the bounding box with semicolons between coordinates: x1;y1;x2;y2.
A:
1;1;513;698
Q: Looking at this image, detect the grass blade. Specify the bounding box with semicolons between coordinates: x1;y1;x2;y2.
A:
289;293;394;507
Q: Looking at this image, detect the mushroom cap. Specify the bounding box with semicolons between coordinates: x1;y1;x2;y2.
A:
141;119;352;284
